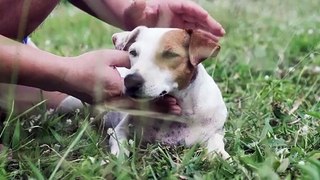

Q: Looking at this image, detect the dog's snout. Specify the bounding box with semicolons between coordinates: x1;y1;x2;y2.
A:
124;73;144;97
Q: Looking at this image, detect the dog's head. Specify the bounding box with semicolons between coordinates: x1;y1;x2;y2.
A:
112;26;220;100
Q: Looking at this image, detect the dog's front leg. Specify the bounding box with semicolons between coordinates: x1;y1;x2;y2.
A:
109;113;130;157
206;132;230;160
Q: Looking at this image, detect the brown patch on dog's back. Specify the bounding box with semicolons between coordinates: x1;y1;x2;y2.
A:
155;30;196;89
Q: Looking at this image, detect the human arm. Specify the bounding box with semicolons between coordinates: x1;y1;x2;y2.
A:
0;35;130;103
0;0;59;40
69;0;225;36
0;35;67;90
68;0;129;30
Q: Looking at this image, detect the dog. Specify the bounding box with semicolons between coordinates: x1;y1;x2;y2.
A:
107;26;229;159
58;26;229;159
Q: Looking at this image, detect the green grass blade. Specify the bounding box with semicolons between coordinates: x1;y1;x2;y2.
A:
24;156;45;180
48;119;89;180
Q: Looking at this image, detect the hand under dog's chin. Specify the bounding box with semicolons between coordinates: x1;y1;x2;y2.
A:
127;94;163;102
125;88;169;101
126;94;156;102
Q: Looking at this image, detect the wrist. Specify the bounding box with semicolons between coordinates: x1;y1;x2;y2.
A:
49;57;81;97
39;55;69;92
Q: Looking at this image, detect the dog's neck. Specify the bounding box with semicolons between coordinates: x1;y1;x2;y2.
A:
171;64;209;115
189;66;199;85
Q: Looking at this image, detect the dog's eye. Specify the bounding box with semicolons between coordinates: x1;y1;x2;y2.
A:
129;50;138;57
162;51;180;58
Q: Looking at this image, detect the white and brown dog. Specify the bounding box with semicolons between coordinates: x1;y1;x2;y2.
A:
104;26;229;159
58;26;229;159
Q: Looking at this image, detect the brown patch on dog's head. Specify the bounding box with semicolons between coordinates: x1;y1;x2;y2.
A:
155;29;220;89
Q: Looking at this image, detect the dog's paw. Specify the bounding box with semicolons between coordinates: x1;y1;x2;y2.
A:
208;147;230;160
109;138;130;158
219;150;231;161
111;146;130;159
110;144;130;157
207;150;232;162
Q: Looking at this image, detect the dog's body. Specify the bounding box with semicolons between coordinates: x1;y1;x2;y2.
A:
102;26;229;159
105;65;228;158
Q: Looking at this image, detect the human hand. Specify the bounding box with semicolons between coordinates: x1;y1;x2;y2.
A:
61;49;130;103
151;95;181;115
101;95;182;116
123;0;225;37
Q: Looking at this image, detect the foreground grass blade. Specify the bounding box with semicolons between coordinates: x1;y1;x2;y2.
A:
49;120;89;180
0;100;47;138
24;157;45;180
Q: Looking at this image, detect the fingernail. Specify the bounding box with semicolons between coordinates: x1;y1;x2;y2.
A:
220;28;226;35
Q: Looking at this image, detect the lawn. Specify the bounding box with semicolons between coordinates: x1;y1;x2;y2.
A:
1;0;320;179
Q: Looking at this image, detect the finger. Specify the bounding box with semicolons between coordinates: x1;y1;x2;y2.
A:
169;0;208;19
183;23;220;43
162;95;177;104
203;16;226;36
184;22;197;29
169;105;182;115
186;14;225;36
181;15;197;23
183;17;225;37
195;28;220;42
108;50;131;68
170;1;225;36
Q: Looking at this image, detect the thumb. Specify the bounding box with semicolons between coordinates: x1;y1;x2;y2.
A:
108;50;131;68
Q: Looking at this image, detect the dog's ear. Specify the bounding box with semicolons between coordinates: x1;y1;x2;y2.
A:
186;29;221;66
112;26;146;51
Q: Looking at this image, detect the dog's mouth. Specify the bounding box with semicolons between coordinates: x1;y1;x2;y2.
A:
125;89;168;101
125;91;168;101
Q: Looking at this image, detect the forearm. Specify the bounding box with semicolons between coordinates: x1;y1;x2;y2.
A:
0;0;59;40
69;0;130;30
0;35;67;92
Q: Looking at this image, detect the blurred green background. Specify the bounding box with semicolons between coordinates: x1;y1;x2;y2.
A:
1;0;319;179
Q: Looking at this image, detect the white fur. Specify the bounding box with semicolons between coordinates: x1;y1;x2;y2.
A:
108;27;229;159
114;27;179;98
57;27;229;159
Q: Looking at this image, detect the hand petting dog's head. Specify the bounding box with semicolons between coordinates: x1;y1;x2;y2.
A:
112;26;220;99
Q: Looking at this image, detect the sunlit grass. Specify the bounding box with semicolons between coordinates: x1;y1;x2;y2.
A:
1;1;320;179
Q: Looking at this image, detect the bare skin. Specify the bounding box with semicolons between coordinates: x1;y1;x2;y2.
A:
0;0;60;40
0;36;129;109
69;0;225;35
0;0;224;113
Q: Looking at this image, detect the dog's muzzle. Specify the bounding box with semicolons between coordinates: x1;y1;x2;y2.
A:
124;73;145;98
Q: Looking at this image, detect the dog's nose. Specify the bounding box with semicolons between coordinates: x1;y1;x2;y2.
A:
124;73;144;97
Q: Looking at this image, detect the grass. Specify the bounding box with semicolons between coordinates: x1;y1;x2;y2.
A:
1;0;320;179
